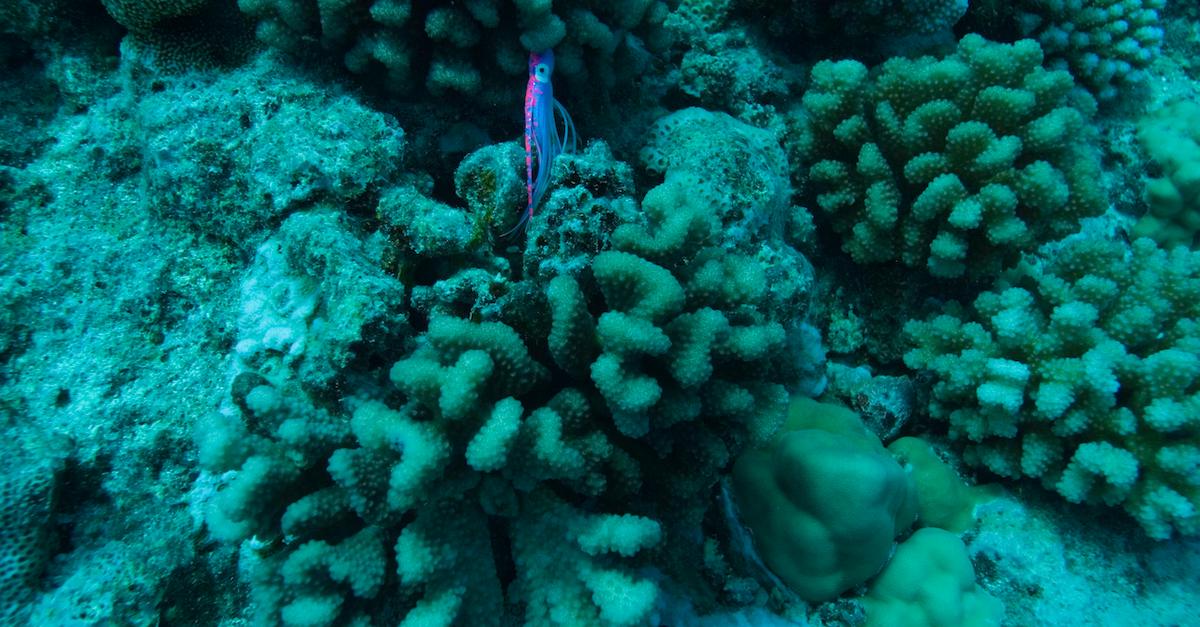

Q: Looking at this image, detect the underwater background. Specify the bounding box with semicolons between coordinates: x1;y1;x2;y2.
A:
1;0;1198;625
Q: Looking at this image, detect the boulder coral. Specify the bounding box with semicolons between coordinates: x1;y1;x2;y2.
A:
730;397;917;603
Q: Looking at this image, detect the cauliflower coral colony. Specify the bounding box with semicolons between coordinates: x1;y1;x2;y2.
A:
192;0;1190;624
2;0;1196;626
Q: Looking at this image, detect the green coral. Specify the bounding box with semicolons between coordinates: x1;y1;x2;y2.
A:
637;110;815;329
730;397;917;603
206;329;654;625
512;488;662;626
236;0;672;95
861;528;1004;627
801;34;1106;277
1016;0;1165;102
550;171;796;444
100;0;255;67
905;233;1200;538
200;165;809;624
888;436;997;533
1135;99;1200;249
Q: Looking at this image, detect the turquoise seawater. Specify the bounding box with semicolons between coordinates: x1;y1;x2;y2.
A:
1;1;1197;625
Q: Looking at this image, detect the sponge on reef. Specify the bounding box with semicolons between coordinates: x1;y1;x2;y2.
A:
888;436;997;533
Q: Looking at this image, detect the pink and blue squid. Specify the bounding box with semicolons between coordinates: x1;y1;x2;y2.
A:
509;49;576;235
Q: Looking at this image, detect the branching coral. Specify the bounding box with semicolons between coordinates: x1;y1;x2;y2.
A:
236;0;672;97
1016;0;1166;102
905;231;1200;538
199;142;814;623
800;34;1106;277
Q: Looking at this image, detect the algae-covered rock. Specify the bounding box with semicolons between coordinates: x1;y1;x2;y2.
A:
139;55;405;248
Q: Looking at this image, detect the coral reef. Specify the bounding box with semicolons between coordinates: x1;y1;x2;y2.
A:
199;119;816;622
730;397;917;603
236;0;671;97
232;210;410;392
1135;99;1200;248
1;0;78;40
4;0;1200;622
138;54;406;248
638;108;816;331
733;0;969;54
824;363;919;441
664;1;797;119
861;527;1005;627
800;34;1107;277
905;230;1200;539
99;0;256;67
641;108;792;239
517;141;641;281
0;48;363;625
1016;0;1166;102
824;0;970;38
0;440;64;625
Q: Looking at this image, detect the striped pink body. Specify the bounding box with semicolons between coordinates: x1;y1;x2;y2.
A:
524;71;544;224
507;49;575;236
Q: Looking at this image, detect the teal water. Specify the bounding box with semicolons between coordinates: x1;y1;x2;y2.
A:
1;1;1197;625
